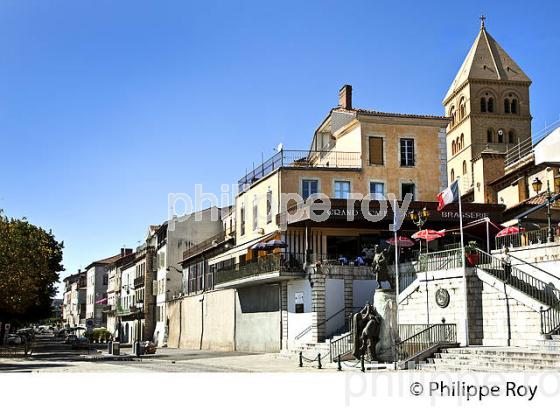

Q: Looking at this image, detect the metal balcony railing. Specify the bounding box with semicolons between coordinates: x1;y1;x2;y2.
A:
182;231;226;261
214;252;306;285
238;149;361;192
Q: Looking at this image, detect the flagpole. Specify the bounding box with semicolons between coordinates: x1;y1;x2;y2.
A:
393;198;400;366
458;176;469;347
393;198;400;320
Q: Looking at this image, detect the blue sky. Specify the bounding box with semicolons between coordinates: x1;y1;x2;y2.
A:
0;1;559;292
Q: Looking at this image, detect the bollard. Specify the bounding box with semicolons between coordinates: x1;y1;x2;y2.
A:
299;351;303;368
361;355;365;373
337;355;342;371
317;353;322;369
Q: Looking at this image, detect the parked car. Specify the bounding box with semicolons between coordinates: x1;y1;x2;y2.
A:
71;337;90;350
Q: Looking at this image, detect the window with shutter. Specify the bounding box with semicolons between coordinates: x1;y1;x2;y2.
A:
368;137;384;165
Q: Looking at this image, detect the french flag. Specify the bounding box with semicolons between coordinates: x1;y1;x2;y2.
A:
437;179;459;211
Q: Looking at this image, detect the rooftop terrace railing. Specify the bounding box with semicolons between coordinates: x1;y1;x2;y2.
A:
238;149;361;192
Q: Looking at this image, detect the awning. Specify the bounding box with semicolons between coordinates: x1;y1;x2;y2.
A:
208;232;279;265
514;192;560;221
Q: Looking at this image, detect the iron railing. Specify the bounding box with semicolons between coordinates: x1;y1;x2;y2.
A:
182;231;227;261
398;324;432;341
475;249;560;308
541;306;560;335
396;323;457;362
238;149;361;192
505;137;534;168
330;332;353;362
398;270;417;293
214;252;306;285
495;228;558;250
418;249;463;272
296;306;361;342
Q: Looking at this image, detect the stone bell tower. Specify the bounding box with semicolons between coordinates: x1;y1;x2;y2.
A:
443;16;532;202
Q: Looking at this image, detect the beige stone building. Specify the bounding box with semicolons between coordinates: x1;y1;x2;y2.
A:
444;18;532;198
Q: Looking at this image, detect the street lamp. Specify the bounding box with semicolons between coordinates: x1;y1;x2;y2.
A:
135;300;144;358
409;207;430;230
532;177;555;243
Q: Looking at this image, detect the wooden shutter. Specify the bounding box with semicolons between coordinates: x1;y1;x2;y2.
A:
369;137;383;165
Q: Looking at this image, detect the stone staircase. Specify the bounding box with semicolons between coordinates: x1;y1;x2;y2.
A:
281;332;350;361
420;345;560;371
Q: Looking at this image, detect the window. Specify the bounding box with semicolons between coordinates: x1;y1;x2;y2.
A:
504;98;510;113
401;183;415;201
301;179;318;200
462;160;467;175
450;169;455;181
369;182;385;197
487;97;494;112
452;140;456;155
498;130;504;143
511;99;518;114
240;205;245;236
460;134;464;150
508;130;515;144
252;196;258;231
266;189;272;224
103;274;108;286
334;181;351;199
459;97;466;118
487;128;494;143
400;138;415;166
480;97;487;112
368;137;384;165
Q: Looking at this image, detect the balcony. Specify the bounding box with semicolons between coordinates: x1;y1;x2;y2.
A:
214;252;306;288
133;276;145;288
182;231;227;261
238;149;361;192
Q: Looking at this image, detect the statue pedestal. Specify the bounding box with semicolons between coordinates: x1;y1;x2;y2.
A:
373;288;397;362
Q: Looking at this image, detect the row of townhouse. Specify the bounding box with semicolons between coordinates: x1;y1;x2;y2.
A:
62;209;224;347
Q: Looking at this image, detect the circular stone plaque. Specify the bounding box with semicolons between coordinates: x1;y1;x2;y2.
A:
435;288;450;308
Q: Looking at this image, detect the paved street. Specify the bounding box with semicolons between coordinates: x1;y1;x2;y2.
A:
0;334;327;373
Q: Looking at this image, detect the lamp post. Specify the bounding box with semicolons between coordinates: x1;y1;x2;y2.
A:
532;177;558;243
135;300;144;357
409;207;431;325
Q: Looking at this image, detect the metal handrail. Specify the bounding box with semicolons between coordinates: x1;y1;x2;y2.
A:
238;149;361;192
541;306;560;335
296;306;361;341
475;249;560;308
330;332;353;362
418;249;463;272
214;252;306;285
506;252;560;281
395;323;457;362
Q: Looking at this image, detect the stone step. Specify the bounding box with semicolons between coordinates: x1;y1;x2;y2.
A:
434;357;560;369
442;348;560;359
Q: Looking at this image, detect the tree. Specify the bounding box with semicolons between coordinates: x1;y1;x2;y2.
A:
0;211;64;327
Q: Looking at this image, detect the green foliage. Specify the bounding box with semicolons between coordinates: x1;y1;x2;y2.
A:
0;210;64;323
464;240;478;254
92;327;111;341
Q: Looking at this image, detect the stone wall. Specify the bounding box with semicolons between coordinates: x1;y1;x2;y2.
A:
398;268;482;346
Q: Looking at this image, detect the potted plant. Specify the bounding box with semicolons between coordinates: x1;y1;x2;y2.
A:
464;241;479;267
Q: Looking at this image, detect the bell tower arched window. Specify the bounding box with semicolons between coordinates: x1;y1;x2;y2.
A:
462;160;467;175
452;141;456;155
487;97;494;113
480;97;487;112
487;128;494;143
504;98;511;113
508;130;516;144
511;99;518;114
450;169;455;181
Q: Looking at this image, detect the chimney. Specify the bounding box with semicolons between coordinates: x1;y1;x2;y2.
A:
121;248;132;257
338;84;352;110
